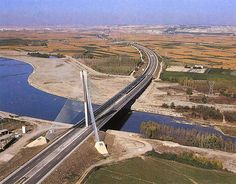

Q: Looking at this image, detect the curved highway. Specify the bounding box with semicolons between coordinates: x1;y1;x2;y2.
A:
0;43;159;184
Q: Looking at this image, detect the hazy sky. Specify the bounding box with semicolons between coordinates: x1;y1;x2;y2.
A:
1;0;236;26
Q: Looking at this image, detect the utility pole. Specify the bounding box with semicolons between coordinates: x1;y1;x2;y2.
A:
80;70;108;156
208;81;215;95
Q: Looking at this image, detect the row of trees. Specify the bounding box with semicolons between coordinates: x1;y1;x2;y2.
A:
140;121;236;152
85;56;140;75
28;52;50;58
27;52;65;58
191;105;223;120
224;111;236;123
162;103;236;123
162;103;223;121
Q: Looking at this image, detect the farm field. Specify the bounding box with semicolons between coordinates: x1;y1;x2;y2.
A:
86;156;236;184
0;30;139;59
111;32;236;70
81;56;140;75
0;30;141;75
1;30;236;75
160;68;236;92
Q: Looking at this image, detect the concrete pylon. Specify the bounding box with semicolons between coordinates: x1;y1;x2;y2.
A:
80;70;108;156
80;71;89;127
82;70;99;142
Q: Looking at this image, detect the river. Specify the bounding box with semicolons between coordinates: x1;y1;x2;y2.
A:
0;57;235;142
0;57;84;123
118;111;236;142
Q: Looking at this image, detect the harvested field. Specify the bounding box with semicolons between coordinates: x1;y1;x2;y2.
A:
0;30;139;59
110;32;236;70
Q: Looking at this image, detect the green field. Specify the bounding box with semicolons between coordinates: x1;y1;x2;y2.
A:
160;68;236;93
84;56;140;75
86;157;236;184
0;38;47;46
161;68;235;81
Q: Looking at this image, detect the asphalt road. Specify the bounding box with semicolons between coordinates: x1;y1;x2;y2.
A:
0;43;159;184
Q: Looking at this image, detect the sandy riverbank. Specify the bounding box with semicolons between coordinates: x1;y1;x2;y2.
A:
132;81;184;117
0;50;133;105
1;50;235;120
132;79;236;117
0;49;185;121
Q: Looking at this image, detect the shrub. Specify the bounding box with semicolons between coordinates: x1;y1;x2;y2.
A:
170;102;175;109
140;121;235;152
224;111;236;123
186;88;193;95
201;95;208;104
195;105;222;120
28;52;50;58
161;103;169;108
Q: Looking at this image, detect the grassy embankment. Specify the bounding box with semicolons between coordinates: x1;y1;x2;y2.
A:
86;154;236;184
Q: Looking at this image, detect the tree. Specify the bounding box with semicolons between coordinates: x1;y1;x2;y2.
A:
41;42;48;47
202;95;208;104
170;102;175;109
140;121;236;153
161;103;169;108
186;88;193;95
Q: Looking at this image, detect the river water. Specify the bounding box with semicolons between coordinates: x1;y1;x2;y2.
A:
0;57;84;123
0;57;235;142
119;111;236;142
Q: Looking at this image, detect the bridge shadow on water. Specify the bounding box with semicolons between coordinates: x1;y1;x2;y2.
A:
101;107;132;131
100;78;152;131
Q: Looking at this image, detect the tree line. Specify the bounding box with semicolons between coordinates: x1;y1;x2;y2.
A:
140;121;236;152
27;52;65;58
162;103;236;123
